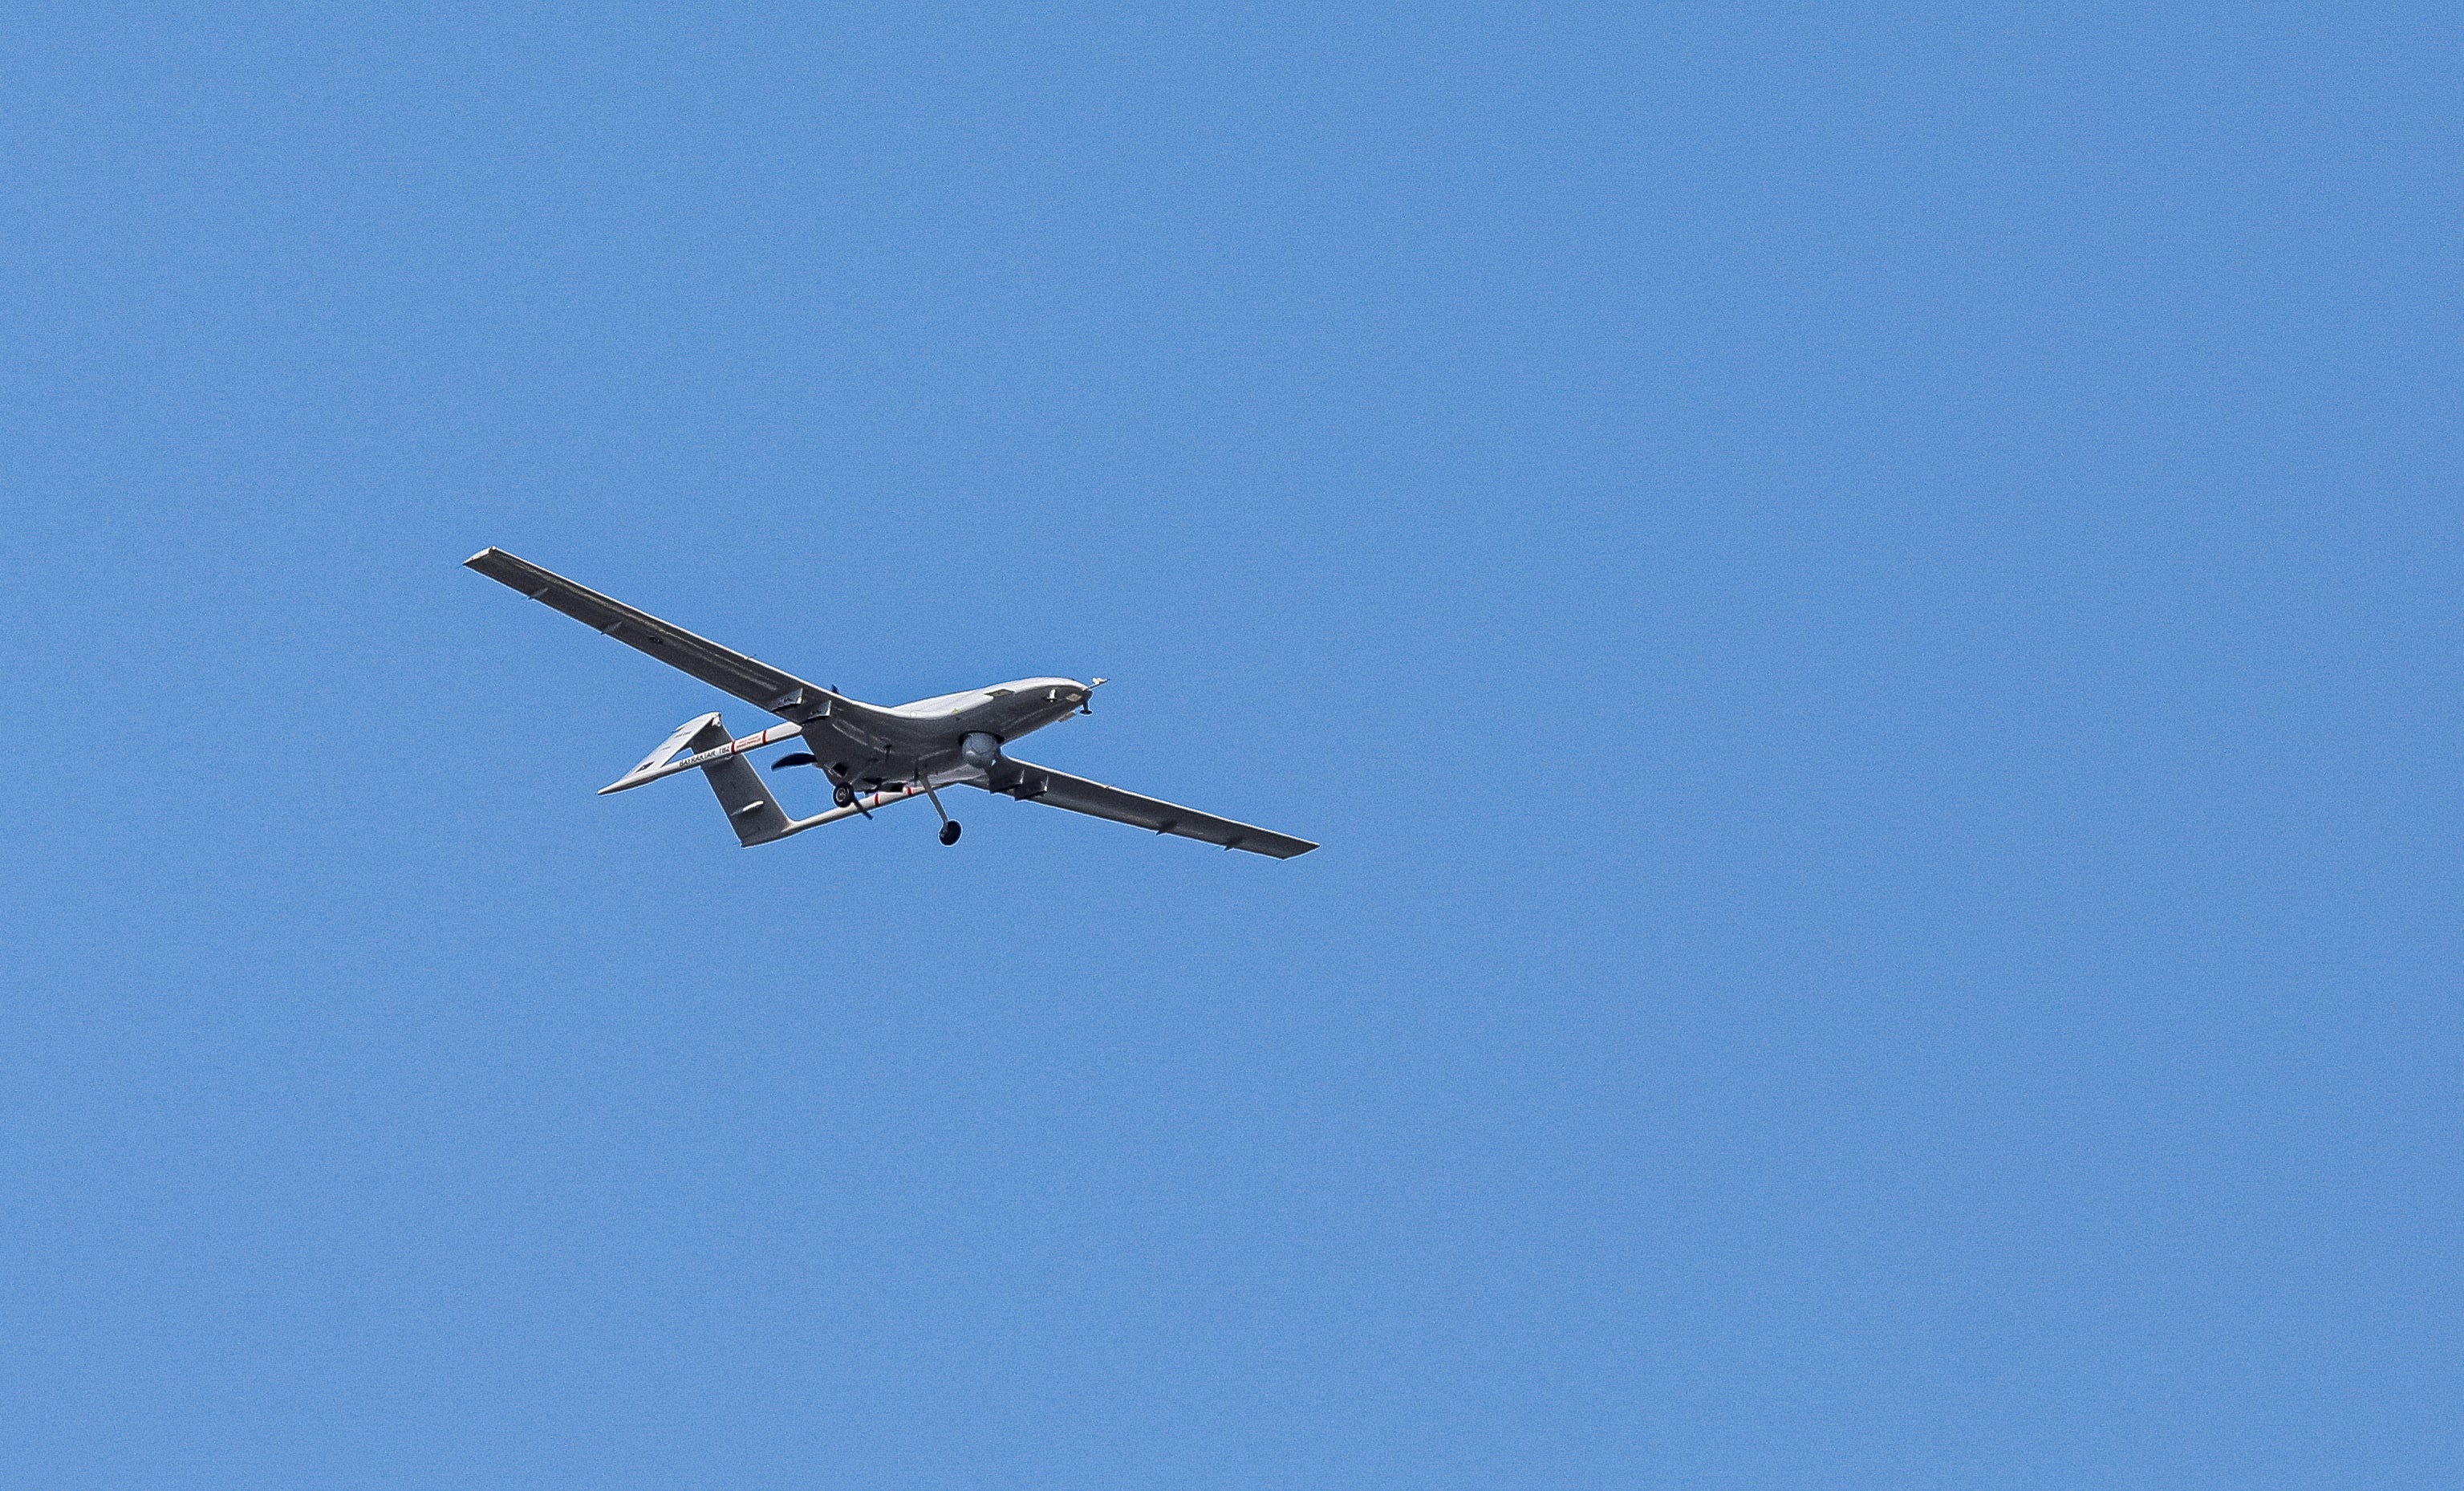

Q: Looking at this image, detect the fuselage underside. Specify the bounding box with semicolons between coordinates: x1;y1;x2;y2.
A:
800;676;1090;788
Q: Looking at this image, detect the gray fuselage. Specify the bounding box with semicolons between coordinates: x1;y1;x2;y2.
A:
800;676;1090;790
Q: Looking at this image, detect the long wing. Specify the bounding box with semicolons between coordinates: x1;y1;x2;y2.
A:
976;757;1317;859
465;547;851;721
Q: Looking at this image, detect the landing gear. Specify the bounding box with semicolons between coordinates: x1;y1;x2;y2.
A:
833;782;856;808
922;778;961;846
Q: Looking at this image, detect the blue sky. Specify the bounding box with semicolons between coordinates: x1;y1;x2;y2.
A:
4;4;2458;1486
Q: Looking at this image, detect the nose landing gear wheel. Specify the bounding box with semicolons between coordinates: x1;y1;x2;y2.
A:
939;821;963;846
833;783;856;808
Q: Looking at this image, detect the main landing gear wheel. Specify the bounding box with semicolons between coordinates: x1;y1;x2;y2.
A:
833;783;856;808
919;777;960;844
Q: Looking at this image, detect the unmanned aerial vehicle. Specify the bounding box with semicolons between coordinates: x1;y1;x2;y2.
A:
465;548;1317;858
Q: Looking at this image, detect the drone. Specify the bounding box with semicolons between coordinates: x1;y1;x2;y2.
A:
465;548;1316;859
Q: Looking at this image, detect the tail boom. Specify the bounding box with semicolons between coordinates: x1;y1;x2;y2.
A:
600;719;806;795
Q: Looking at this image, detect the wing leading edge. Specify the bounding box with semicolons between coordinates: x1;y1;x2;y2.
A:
976;758;1317;859
464;547;853;721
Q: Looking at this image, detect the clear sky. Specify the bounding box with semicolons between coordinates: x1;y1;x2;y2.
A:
4;4;2458;1487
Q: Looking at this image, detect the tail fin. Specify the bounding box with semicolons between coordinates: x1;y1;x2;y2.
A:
611;713;796;846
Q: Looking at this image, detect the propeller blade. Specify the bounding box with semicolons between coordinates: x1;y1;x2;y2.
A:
768;753;817;772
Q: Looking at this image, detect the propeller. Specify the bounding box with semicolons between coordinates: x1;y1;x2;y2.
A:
769;752;817;772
